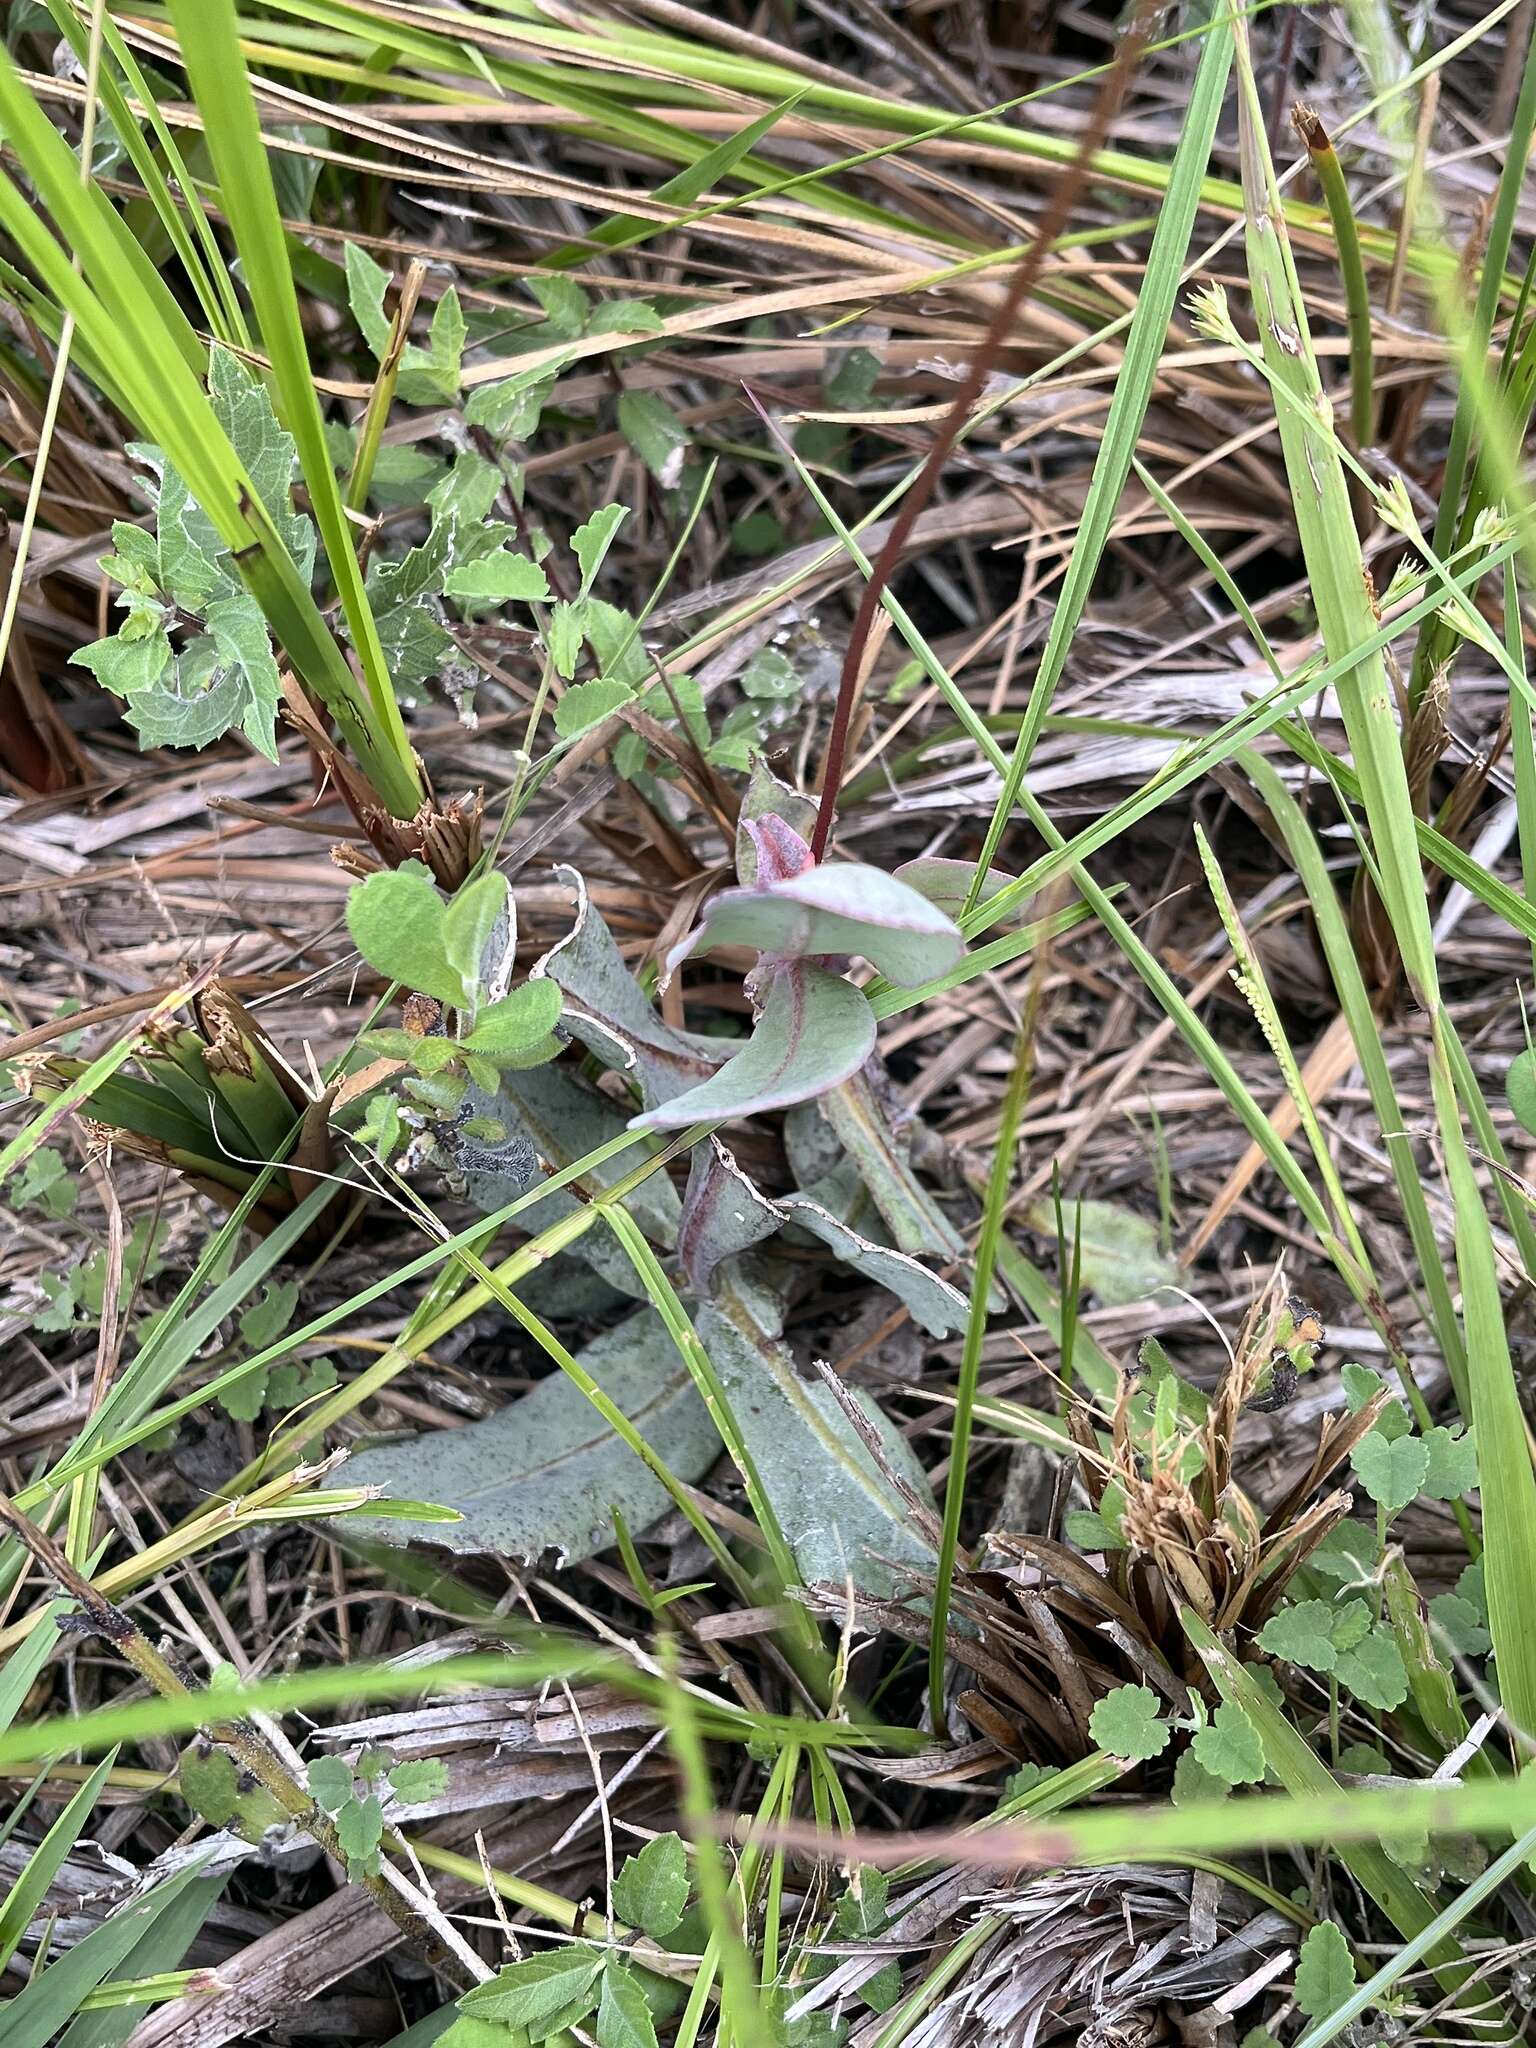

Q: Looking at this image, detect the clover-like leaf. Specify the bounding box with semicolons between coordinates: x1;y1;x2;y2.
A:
572;505;627;594
1420;1424;1478;1501
1294;1920;1356;2021
1333;1624;1409;1710
1190;1702;1265;1785
612;1830;689;1937
670;863;964;988
631;961;876;1130
1351;1430;1429;1516
1256;1599;1338;1673
1088;1684;1169;1763
387;1757;449;1804
346;863;460;1005
307;1753;354;1814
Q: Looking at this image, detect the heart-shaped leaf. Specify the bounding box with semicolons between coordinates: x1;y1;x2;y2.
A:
631;961;875;1130
670;862;963;987
346;862;460;1005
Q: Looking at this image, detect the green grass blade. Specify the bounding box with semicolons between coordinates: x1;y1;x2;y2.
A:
1226;0;1536;1742
965;8;1232;903
165;0;422;818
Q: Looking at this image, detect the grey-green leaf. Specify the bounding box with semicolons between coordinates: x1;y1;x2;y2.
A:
672;864;964;988
632;962;876;1131
338;1309;718;1562
777;1194;966;1337
701;1275;937;1599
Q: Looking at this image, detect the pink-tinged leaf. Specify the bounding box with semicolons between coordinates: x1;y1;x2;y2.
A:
631;962;875;1130
741;813;814;887
678;1137;785;1292
670;863;964;987
736;757;819;884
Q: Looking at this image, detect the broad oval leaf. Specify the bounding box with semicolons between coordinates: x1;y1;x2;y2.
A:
670;863;963;987
442;872;508;994
631;962;876;1130
678;1137;785;1293
464;979;563;1054
345;863;459;1005
893;856;1021;920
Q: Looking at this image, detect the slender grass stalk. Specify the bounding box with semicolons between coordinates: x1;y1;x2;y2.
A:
928;1013;1032;1735
1225;0;1536;1742
1293;104;1376;444
166;0;422;817
344;257;424;512
966;12;1234;903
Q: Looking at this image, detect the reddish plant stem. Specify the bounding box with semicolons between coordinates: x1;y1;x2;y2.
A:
806;1;1160;865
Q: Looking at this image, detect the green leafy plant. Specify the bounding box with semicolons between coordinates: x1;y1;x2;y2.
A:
307;1746;447;1878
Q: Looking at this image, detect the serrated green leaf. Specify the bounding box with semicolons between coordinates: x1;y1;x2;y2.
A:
1171;1747;1230;1805
1294;1920;1356;2021
336;1791;384;1869
428;450;504;531
346;863;460;1005
121;639;251;752
460;1949;604;2030
611;1832;688;1937
530;273;589;336
1351;1430;1429;1515
71;627;174;699
1087;1684;1168;1763
1256;1599;1337;1672
554;674;635;738
1191;1700;1265;1785
572;505;627;595
1428;1592;1491;1657
203;590;283;756
1329;1599;1373;1654
546;599;587;679
835;1867;889;1939
446;552;552;605
618;390;690;486
596;1963;659;2048
1421;1424;1479;1500
1340;1362;1385;1413
1334;1625;1409;1711
465;372;554;440
345;241;394;357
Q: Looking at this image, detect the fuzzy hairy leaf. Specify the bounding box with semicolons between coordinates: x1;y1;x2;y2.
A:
346;863;460;1004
